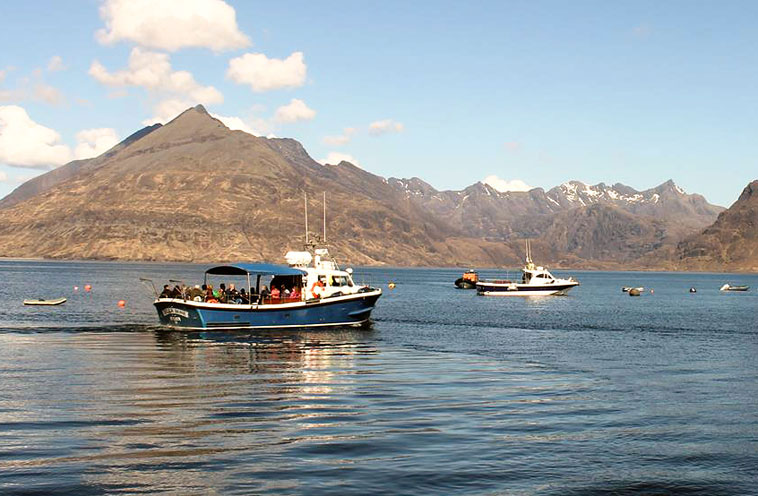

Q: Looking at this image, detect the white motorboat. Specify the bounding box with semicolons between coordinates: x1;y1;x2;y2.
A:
476;242;579;296
720;283;749;292
23;297;66;306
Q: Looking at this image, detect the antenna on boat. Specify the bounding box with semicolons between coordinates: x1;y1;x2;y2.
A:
304;192;309;245
323;191;327;244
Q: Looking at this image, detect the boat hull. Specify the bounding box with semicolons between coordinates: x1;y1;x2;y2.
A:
23;298;67;306
154;289;382;330
476;281;578;296
454;278;477;289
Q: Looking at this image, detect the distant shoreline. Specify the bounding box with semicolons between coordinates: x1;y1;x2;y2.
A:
1;256;756;274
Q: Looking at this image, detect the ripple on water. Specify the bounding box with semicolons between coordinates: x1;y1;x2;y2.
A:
1;265;758;494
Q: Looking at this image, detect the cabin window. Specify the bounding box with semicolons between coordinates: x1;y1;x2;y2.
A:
331;276;349;287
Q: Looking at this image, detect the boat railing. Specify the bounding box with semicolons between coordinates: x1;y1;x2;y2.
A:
260;296;304;305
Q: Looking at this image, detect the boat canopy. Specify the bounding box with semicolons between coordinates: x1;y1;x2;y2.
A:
205;263;305;276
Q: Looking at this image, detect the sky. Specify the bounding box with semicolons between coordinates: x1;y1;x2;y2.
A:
1;0;757;207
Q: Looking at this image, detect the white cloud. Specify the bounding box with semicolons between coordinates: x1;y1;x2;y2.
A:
141;98;193;125
212;114;256;135
323;127;356;146
273;98;316;123
368;119;404;136
90;48;223;105
211;113;275;137
74;128;119;159
0;69;64;105
318;152;361;168
96;0;250;52
47;56;66;72
33;83;64;105
227;52;307;92
483;175;533;193
0;171;7;182
0;88;21;102
0;105;72;169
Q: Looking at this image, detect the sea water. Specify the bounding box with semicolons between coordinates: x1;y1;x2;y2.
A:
0;260;757;495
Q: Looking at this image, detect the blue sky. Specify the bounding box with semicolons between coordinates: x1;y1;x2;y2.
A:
1;0;757;206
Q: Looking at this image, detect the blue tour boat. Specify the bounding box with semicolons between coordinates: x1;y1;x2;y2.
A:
152;248;382;330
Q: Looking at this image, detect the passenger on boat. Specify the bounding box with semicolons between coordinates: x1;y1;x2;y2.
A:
170;285;182;298
218;283;228;303
228;283;240;302
260;285;270;300
205;285;216;302
189;284;203;301
291;286;301;300
282;285;290;297
160;284;172;298
239;288;250;304
271;286;281;299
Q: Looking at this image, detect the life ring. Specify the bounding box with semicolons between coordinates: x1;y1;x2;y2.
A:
311;280;325;298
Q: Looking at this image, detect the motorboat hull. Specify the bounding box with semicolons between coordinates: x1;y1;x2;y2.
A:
476;281;578;296
23;298;67;306
721;285;749;292
454;278;477;289
154;289;382;330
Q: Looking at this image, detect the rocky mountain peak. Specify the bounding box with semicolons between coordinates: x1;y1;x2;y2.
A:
648;179;685;195
737;180;758;203
192;104;209;114
675;179;758;269
125;105;229;154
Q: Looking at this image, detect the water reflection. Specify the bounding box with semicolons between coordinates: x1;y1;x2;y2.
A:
0;328;388;494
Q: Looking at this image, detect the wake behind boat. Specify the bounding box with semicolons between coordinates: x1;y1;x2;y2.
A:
476;242;578;296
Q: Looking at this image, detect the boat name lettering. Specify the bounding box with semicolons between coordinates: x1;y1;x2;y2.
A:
162;308;189;318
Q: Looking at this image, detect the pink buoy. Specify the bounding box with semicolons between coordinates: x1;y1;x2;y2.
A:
74;286;79;291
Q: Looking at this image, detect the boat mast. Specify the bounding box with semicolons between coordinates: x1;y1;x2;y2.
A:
323;191;327;244
304;192;309;245
525;239;532;264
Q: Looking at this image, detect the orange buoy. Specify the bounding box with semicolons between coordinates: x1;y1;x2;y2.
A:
388;282;396;290
117;300;126;307
84;284;92;292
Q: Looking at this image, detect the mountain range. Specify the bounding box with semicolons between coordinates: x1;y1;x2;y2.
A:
673;180;758;271
0;104;752;270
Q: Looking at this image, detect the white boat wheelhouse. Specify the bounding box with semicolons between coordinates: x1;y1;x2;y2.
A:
285;248;363;299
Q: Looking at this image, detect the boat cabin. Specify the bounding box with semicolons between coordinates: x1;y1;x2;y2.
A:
521;262;558;285
285;248;362;299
